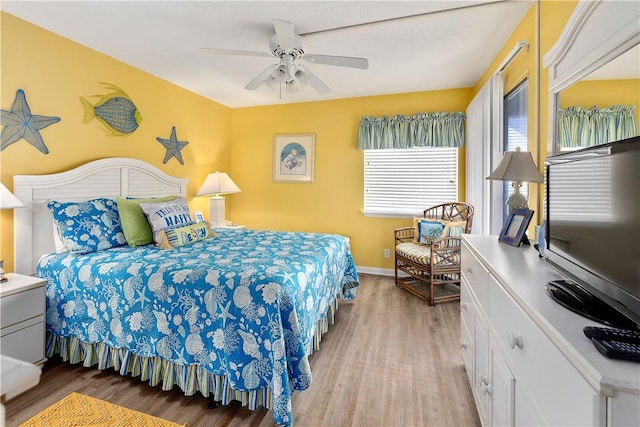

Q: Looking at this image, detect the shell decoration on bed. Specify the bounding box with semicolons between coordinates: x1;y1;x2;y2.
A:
1;89;60;153
80;83;142;136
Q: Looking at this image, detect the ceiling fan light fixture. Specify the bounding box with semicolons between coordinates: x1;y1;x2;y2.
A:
294;67;310;85
286;79;301;94
206;18;367;96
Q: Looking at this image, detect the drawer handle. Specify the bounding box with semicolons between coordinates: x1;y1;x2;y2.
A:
508;331;523;349
461;302;468;311
480;376;492;395
461;342;468;350
482;383;493;396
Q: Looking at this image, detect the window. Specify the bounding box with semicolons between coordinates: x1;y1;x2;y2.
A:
363;147;458;217
503;80;528;219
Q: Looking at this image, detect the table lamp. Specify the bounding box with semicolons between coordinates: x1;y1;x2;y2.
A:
486;147;544;214
1;183;24;282
196;172;241;227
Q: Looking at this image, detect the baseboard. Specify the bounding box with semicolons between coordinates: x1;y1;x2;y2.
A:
355;266;395;276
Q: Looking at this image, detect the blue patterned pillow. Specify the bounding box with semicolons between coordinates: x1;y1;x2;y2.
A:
48;198;126;254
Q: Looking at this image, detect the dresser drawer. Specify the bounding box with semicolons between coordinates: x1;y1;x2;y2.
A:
0;319;45;364
460;313;474;386
461;243;489;311
488;274;599;426
460;280;474;329
0;285;45;329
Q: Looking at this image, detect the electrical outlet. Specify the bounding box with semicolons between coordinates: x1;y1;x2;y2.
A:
384;249;391;258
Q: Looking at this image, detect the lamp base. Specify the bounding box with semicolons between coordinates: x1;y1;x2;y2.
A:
507;181;527;214
209;195;226;227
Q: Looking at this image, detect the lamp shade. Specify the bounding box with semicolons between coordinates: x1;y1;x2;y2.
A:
486;147;544;183
0;183;23;209
196;172;241;196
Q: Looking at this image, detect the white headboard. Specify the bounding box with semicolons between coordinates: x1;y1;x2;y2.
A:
13;157;188;275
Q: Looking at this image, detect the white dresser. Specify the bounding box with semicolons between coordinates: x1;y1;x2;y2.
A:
461;235;639;427
0;273;47;366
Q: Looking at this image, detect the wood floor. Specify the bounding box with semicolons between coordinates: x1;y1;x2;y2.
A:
5;274;480;427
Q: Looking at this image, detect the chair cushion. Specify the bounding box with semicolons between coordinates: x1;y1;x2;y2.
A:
396;242;460;265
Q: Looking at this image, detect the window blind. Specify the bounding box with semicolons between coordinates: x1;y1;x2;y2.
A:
363;147;458;217
548;158;611;221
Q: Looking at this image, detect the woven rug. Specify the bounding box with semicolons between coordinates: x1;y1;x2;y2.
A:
19;392;186;427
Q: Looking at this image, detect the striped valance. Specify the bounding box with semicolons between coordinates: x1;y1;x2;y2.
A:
558;104;638;150
357;111;466;150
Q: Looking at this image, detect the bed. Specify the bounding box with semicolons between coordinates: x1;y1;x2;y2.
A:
13;158;359;427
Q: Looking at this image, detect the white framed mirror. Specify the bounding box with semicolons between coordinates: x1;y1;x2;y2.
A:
544;0;640;155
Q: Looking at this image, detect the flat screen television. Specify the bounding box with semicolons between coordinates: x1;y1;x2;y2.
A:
544;135;640;329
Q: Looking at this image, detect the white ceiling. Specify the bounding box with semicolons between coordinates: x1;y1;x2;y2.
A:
1;0;534;108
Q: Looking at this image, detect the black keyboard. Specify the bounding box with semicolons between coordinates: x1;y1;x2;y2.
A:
583;326;640;343
591;339;640;362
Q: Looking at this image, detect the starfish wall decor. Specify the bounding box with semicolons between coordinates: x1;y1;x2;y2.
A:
1;89;61;154
156;126;189;165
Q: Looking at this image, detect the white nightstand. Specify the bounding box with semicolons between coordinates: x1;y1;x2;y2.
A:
1;354;42;425
0;274;47;366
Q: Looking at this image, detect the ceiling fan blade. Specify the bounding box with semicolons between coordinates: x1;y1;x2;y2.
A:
297;65;331;95
273;19;295;50
303;54;369;69
200;48;272;58
245;64;278;90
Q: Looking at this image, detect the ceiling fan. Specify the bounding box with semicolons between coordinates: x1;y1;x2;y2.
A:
201;19;369;95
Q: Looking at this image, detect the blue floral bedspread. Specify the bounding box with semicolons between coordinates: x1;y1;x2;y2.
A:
36;228;359;426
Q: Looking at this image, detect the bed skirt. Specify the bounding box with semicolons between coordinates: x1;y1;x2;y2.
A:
45;297;340;414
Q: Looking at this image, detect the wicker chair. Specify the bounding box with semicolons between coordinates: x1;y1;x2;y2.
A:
394;202;474;305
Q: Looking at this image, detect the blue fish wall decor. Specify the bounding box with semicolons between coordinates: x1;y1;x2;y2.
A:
80;83;142;136
1;89;60;154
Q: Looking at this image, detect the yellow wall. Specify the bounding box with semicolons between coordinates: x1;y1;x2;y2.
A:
561;79;640;123
229;89;473;270
539;0;580;147
0;13;232;271
1;1;609;273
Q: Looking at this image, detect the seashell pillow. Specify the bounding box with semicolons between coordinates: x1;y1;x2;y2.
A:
48;198;126;254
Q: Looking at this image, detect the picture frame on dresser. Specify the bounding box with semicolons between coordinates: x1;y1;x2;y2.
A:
498;208;533;247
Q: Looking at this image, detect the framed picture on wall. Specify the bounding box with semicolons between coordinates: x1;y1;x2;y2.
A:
273;133;315;183
498;208;534;247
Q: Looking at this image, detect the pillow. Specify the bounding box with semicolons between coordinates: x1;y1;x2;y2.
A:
117;195;178;246
52;223;67;253
442;220;467;248
158;221;214;249
443;220;467;237
139;197;194;246
413;218;446;245
48;198;126;254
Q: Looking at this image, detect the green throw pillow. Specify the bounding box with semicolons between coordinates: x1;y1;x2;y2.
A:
116;195;178;246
